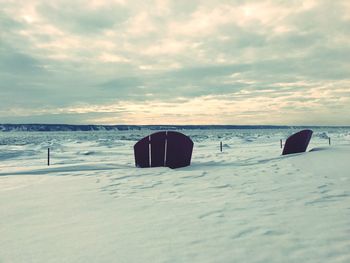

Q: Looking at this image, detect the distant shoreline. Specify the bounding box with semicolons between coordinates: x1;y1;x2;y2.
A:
0;124;349;132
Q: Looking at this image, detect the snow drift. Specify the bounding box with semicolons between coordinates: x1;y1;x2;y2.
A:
0;128;349;263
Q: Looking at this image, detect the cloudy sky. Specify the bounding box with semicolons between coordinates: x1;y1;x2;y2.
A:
1;0;349;125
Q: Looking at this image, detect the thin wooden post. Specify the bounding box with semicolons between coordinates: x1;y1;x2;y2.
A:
329;137;331;146
220;141;223;152
280;139;283;149
48;148;50;166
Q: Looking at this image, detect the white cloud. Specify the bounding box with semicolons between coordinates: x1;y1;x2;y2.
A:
98;53;130;63
142;39;189;56
124;12;157;36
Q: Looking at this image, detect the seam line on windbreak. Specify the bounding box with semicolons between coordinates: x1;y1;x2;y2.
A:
164;131;168;166
149;135;151;167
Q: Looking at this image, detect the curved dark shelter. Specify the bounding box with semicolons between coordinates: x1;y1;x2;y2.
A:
282;129;313;155
134;131;194;169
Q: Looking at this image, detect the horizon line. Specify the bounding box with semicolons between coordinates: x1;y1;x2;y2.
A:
1;123;350;128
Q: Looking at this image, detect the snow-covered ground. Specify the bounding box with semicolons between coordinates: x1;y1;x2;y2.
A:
0;128;349;263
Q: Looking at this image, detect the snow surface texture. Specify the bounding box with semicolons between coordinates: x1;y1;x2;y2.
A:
0;128;350;263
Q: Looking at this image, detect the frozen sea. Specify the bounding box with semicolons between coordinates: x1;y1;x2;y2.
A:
0;128;350;262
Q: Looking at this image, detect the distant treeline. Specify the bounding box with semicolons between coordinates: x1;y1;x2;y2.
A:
0;124;348;132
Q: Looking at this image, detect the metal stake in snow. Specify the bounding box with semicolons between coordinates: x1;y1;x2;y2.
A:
48;148;50;166
280;139;283;149
220;141;223;152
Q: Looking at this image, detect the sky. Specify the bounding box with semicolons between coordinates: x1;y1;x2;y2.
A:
0;0;350;125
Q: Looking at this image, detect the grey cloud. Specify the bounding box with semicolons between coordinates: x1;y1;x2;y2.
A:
37;2;129;34
269;32;324;50
0;112;124;125
0;11;23;30
96;67;252;100
170;64;252;79
0;46;45;75
100;77;143;90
